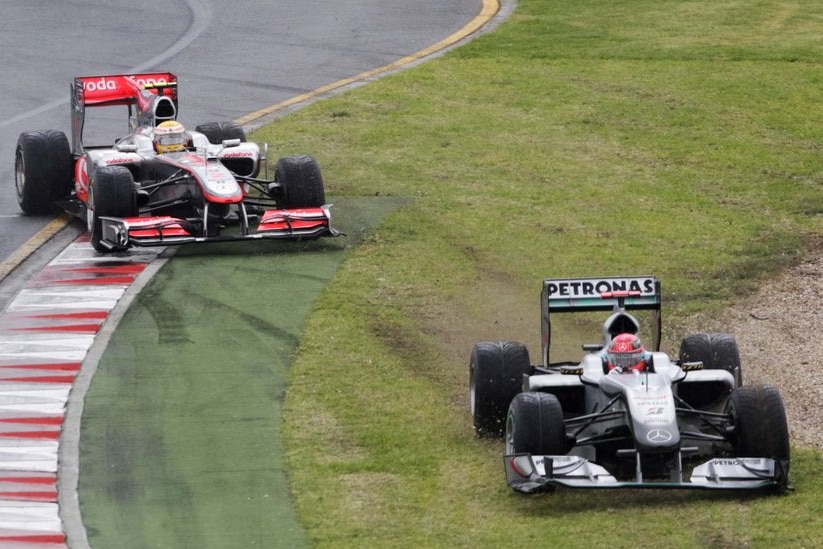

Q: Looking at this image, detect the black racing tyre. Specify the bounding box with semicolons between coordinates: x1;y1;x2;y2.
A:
275;155;326;208
470;341;531;438
197;121;256;177
679;332;743;386
88;166;137;253
194;121;247;144
726;384;790;485
15;130;73;214
505;392;568;456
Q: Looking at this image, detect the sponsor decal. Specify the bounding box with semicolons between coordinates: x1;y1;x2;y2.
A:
550;455;579;465
105;157;134;165
127;216;180;227
612;338;641;353
712;459;741;466
132;76;169;89
508;456;533;478
207;165;233;181
177;154;205;167
632;393;675;424
82;75;170;93
221;151;253;158
83;77;118;92
646;429;673;443
75;157;89;196
633;395;669;405
546;277;656;298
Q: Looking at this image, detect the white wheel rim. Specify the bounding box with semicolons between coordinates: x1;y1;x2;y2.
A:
14;155;25;199
86;185;95;233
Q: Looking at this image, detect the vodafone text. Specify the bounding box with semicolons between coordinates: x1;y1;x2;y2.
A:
83;76;168;92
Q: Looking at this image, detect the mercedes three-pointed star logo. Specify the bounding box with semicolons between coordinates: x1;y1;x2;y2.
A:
647;428;673;443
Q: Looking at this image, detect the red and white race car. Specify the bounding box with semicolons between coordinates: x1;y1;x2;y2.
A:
15;72;340;252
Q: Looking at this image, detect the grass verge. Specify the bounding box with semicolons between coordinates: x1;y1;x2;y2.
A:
251;1;823;546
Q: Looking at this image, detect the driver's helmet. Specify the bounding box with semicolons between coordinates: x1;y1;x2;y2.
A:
606;333;647;372
154;120;187;153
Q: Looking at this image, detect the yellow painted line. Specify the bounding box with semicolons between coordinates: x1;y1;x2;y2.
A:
235;0;500;125
0;214;72;283
1;1;499;282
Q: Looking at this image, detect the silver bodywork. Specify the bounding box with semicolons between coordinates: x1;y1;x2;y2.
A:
506;354;783;491
493;276;789;493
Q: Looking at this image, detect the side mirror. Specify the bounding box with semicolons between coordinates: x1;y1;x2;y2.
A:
221;138;241;148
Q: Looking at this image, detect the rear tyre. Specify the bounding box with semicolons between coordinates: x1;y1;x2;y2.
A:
470;341;531;438
505;392;568;456
727;384;790;488
196;122;256;176
15;130;73;214
194;121;247;144
679;332;743;386
88;166;137;253
275;155;326;208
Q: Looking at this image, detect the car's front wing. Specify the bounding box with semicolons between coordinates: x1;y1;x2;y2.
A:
505;453;787;493
98;206;340;250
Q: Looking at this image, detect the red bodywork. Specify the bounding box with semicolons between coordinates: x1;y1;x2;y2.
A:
63;71;338;251
71;72;178;154
74;73;177;108
102;207;335;247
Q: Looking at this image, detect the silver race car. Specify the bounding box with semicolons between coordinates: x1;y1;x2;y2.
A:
469;276;790;493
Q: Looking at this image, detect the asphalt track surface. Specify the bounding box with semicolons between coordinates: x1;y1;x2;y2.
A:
0;0;506;546
0;0;483;270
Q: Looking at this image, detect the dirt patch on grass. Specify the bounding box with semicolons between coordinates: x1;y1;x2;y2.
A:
428;247;823;450
683;247;823;449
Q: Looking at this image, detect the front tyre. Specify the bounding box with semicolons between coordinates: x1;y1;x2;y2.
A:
505;392;568;456
470;341;531;438
15;130;73;214
88;166;137;253
275;155;326;208
727;384;790;487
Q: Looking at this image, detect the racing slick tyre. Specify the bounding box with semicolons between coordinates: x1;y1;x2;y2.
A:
196;122;256;177
726;384;790;488
15;130;73;215
276;155;326;208
470;341;531;438
195;121;247;144
88;166;137;253
679;332;742;386
678;333;742;409
505;392;568;456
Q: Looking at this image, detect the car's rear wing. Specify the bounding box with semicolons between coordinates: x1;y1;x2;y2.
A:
72;73;177;107
70;72;178;154
540;276;661;366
